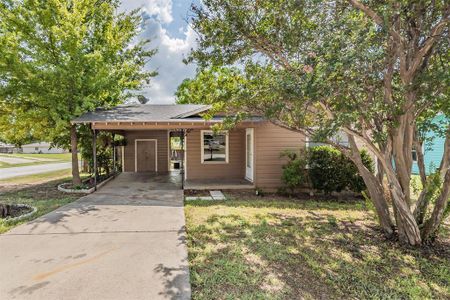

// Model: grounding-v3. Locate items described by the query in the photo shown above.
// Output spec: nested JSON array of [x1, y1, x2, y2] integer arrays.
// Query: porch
[[184, 178, 255, 190], [97, 171, 255, 191]]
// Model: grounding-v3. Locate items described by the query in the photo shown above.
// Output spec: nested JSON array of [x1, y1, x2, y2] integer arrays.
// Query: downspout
[[92, 128, 97, 191]]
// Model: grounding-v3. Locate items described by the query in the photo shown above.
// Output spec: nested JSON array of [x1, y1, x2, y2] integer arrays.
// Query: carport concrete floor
[[0, 172, 190, 300]]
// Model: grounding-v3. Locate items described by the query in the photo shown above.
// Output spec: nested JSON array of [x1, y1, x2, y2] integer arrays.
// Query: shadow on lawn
[[1, 177, 78, 200], [186, 205, 450, 300], [0, 178, 82, 233]]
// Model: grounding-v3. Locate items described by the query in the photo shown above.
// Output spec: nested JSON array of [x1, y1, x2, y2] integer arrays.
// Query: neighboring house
[[21, 142, 67, 154], [73, 104, 306, 190], [0, 142, 18, 154], [412, 114, 447, 175]]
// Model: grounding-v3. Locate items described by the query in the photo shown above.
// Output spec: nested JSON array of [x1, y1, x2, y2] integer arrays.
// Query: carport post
[[112, 133, 116, 173], [93, 129, 97, 191], [181, 129, 185, 189]]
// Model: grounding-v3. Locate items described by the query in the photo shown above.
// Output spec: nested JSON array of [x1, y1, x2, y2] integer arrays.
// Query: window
[[305, 133, 349, 148], [412, 149, 418, 162], [201, 130, 228, 163], [35, 147, 39, 151]]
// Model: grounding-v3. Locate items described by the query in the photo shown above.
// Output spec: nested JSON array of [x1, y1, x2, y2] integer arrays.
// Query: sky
[[119, 0, 201, 104]]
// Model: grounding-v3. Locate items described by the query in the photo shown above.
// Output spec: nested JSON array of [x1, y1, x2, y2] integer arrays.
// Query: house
[[72, 104, 306, 190], [21, 142, 67, 154], [412, 114, 447, 175], [0, 142, 18, 154]]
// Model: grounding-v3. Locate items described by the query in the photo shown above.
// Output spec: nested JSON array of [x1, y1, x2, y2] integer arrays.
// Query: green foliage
[[309, 146, 373, 194], [77, 125, 124, 175], [308, 146, 348, 194], [0, 0, 156, 147], [280, 149, 308, 194], [280, 146, 374, 195]]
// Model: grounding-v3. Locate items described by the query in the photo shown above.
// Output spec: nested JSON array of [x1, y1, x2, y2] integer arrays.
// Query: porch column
[[181, 129, 185, 189], [92, 129, 97, 191], [112, 133, 116, 173]]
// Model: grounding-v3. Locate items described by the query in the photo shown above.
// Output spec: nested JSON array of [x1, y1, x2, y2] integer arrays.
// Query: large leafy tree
[[0, 0, 156, 184], [179, 0, 449, 245]]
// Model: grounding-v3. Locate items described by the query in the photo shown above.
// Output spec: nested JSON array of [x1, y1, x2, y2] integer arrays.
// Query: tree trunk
[[413, 134, 428, 225], [376, 158, 384, 184], [70, 124, 82, 185], [439, 133, 449, 181], [347, 135, 394, 235], [384, 165, 422, 245], [414, 189, 430, 226], [421, 167, 450, 241], [391, 116, 413, 207]]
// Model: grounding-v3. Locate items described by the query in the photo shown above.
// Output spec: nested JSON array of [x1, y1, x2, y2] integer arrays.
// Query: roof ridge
[[172, 105, 212, 119]]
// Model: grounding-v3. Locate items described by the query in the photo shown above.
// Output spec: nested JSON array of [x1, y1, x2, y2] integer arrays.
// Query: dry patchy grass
[[185, 197, 450, 299], [0, 174, 83, 233]]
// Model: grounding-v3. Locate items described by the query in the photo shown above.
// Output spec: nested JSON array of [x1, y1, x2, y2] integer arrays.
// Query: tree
[[0, 0, 156, 184], [179, 0, 450, 245]]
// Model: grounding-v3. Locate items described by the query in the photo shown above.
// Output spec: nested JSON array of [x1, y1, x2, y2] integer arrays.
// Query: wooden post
[[181, 129, 185, 189], [93, 129, 97, 191], [112, 133, 116, 174]]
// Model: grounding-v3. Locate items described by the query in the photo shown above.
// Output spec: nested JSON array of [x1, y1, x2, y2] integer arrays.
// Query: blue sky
[[119, 0, 201, 104]]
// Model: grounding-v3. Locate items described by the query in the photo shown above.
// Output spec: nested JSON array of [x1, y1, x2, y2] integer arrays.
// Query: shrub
[[280, 146, 375, 195], [308, 146, 347, 194], [308, 146, 374, 194], [280, 149, 308, 194]]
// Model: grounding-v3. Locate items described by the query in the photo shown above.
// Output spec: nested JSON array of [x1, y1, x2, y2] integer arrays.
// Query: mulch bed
[[0, 204, 33, 218]]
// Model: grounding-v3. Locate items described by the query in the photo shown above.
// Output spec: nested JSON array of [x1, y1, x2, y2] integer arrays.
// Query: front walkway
[[0, 172, 190, 300]]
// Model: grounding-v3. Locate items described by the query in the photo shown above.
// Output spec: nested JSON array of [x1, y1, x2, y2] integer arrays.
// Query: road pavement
[[0, 162, 72, 180]]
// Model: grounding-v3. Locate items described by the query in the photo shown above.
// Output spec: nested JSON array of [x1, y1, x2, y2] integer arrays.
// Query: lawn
[[0, 171, 82, 233], [185, 195, 450, 299]]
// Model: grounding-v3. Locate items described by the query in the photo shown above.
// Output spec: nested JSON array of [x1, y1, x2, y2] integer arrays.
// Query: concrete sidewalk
[[0, 173, 190, 300]]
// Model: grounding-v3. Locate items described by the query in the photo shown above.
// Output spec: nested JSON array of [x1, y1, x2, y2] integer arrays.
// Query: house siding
[[185, 128, 246, 180], [254, 122, 306, 189], [411, 115, 447, 175], [122, 130, 169, 173]]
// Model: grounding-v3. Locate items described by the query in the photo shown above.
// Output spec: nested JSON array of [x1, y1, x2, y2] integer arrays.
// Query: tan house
[[72, 104, 305, 190]]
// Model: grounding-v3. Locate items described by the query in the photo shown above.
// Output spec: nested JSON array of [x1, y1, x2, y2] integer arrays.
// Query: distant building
[[21, 142, 67, 154], [0, 142, 18, 153]]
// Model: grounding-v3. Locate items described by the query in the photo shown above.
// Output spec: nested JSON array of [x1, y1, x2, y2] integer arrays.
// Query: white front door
[[245, 128, 254, 182]]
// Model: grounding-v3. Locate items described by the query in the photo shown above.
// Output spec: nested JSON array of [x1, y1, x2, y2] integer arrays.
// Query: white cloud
[[120, 1, 198, 104], [120, 0, 173, 24], [144, 0, 173, 24], [137, 17, 197, 104]]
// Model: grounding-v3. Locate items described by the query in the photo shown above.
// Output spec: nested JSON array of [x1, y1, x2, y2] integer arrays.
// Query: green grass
[[185, 197, 450, 299], [0, 174, 82, 233]]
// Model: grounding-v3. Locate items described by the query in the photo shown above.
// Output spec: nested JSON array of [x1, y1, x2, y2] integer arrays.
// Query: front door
[[245, 128, 254, 182], [135, 140, 157, 172]]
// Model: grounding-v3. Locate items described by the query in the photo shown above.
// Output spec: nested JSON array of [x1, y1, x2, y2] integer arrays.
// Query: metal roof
[[72, 104, 212, 124]]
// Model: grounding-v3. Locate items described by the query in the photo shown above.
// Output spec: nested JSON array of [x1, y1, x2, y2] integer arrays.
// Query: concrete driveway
[[0, 172, 190, 300]]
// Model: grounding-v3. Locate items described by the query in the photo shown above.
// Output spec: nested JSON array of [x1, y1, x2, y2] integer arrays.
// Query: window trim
[[200, 130, 229, 164]]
